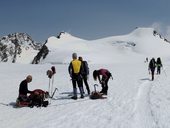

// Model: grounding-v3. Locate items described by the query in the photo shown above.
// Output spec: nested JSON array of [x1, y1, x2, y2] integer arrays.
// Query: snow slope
[[1, 27, 170, 128], [40, 28, 170, 65]]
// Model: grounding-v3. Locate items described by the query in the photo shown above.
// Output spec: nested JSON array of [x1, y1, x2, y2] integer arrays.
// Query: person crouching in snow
[[18, 75, 33, 103], [93, 69, 112, 95]]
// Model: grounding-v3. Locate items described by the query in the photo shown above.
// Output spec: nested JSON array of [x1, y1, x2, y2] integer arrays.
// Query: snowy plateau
[[1, 27, 170, 128]]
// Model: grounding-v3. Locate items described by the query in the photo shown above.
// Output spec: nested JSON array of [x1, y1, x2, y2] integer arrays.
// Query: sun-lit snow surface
[[1, 28, 170, 128], [42, 28, 170, 64]]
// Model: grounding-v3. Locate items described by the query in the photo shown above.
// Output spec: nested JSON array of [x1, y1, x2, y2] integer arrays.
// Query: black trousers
[[151, 68, 155, 80], [72, 74, 83, 88], [157, 66, 161, 74], [82, 75, 90, 94], [101, 73, 111, 94]]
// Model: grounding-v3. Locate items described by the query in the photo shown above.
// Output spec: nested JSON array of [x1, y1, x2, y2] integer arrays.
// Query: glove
[[99, 80, 105, 84]]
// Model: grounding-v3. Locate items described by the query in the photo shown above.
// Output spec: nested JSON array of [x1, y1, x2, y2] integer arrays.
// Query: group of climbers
[[16, 52, 112, 107], [68, 53, 112, 100], [148, 57, 163, 81], [16, 53, 165, 107]]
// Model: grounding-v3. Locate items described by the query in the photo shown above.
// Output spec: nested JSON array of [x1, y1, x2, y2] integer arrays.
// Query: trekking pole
[[46, 70, 53, 104], [48, 78, 51, 97], [47, 78, 52, 104], [94, 84, 98, 92], [51, 75, 54, 97], [163, 69, 167, 77], [51, 66, 56, 98], [51, 88, 58, 98], [148, 69, 150, 75]]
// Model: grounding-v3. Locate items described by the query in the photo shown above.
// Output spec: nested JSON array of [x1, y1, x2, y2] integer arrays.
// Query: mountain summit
[[0, 33, 41, 63], [34, 28, 170, 64], [1, 28, 170, 64]]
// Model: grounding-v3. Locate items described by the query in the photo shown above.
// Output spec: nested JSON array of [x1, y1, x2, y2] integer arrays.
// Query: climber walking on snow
[[148, 58, 156, 81], [156, 57, 163, 75]]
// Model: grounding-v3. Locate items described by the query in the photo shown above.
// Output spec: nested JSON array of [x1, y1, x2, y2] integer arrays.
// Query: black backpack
[[82, 61, 89, 75], [149, 59, 156, 69]]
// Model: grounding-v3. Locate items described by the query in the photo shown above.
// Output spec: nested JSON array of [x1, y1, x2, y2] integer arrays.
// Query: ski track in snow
[[132, 80, 158, 128], [1, 62, 170, 128], [132, 68, 169, 128]]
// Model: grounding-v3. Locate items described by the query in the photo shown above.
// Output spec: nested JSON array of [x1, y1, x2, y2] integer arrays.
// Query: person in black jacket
[[148, 58, 156, 81], [18, 75, 33, 102], [156, 57, 163, 74], [78, 56, 90, 95]]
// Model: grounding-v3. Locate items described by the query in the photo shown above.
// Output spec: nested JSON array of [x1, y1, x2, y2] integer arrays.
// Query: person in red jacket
[[93, 69, 112, 95]]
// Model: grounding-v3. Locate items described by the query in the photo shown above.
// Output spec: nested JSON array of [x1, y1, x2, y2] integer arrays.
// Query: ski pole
[[51, 88, 58, 98], [94, 84, 98, 92], [48, 78, 51, 97], [51, 66, 56, 98], [163, 69, 167, 77], [51, 75, 54, 97]]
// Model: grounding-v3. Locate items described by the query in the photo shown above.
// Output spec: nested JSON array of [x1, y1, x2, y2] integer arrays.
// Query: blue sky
[[0, 0, 170, 42]]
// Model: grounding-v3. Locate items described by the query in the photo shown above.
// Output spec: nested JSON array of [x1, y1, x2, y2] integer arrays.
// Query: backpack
[[156, 58, 162, 67], [149, 59, 156, 69], [71, 60, 82, 74], [29, 89, 49, 107], [82, 61, 89, 75], [16, 89, 49, 108]]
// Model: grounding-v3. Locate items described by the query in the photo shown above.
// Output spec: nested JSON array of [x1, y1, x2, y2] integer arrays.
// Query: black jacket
[[19, 80, 32, 96], [149, 58, 156, 70], [81, 61, 89, 76]]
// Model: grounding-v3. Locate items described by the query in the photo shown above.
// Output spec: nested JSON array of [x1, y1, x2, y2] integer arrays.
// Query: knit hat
[[72, 53, 77, 59]]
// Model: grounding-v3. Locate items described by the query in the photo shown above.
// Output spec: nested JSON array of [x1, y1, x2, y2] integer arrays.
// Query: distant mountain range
[[0, 33, 42, 63], [0, 28, 170, 64]]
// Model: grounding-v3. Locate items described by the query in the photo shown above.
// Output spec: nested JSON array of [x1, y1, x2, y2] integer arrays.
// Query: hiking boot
[[42, 101, 49, 107], [87, 91, 90, 95], [71, 96, 77, 100], [103, 92, 107, 95], [80, 95, 84, 99], [100, 90, 104, 94]]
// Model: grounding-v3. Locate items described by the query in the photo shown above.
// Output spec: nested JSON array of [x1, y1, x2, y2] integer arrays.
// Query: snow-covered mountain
[[1, 28, 170, 64], [2, 28, 170, 128], [0, 33, 41, 63], [33, 32, 89, 64], [36, 28, 170, 64]]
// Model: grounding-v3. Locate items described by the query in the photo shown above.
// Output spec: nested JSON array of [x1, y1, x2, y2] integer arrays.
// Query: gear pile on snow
[[89, 84, 107, 99], [16, 89, 49, 108], [90, 91, 103, 99]]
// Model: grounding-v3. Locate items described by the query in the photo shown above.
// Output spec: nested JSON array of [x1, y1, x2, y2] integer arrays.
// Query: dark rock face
[[32, 43, 49, 64], [0, 33, 41, 63]]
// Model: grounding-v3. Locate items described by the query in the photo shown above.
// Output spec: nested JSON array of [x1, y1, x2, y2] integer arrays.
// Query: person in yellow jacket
[[68, 53, 84, 100]]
